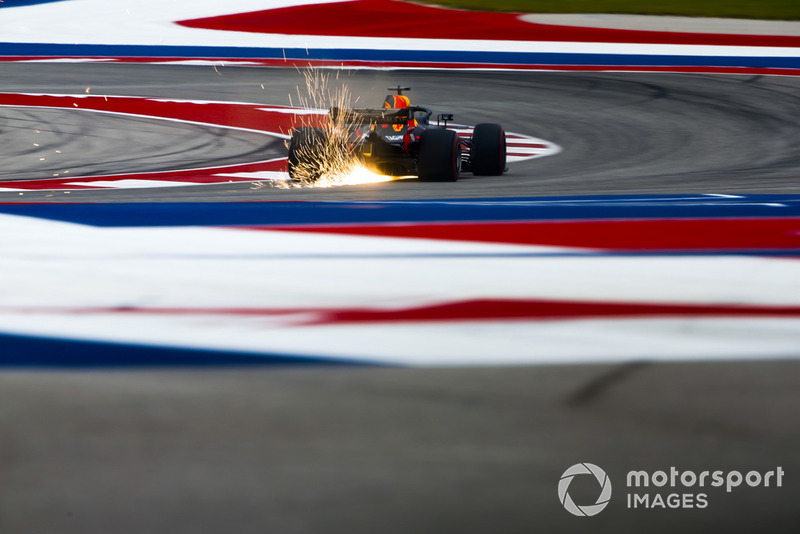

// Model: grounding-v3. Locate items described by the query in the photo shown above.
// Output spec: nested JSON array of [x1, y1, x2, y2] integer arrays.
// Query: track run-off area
[[1, 1, 800, 533]]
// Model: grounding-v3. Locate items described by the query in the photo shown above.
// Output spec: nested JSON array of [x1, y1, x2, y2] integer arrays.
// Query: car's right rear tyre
[[417, 128, 461, 182], [470, 123, 506, 176], [288, 126, 327, 181]]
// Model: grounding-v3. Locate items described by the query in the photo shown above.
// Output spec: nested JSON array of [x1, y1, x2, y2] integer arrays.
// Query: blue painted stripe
[[1, 43, 799, 70], [1, 195, 799, 227], [0, 331, 372, 368], [0, 0, 71, 8]]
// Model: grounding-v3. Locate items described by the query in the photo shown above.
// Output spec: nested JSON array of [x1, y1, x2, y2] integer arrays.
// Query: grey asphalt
[[0, 64, 799, 533], [2, 64, 800, 201], [0, 106, 282, 181]]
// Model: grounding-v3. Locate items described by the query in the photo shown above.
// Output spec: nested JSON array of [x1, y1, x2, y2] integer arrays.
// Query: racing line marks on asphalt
[[0, 93, 559, 191]]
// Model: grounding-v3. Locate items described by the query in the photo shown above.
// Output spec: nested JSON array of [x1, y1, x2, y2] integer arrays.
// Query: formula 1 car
[[288, 86, 506, 182]]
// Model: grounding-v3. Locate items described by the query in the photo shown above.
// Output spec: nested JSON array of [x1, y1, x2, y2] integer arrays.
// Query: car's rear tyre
[[470, 123, 506, 176], [288, 126, 327, 181], [417, 128, 461, 182]]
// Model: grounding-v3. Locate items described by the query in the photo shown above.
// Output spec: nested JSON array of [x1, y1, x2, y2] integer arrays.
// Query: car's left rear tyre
[[288, 126, 327, 182], [417, 128, 461, 182]]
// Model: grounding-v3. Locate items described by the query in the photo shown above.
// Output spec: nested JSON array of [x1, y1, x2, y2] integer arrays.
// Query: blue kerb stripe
[[0, 331, 373, 368], [1, 43, 799, 70], [1, 195, 799, 227]]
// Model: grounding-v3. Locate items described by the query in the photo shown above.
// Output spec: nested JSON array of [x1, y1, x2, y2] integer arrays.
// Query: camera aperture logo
[[558, 463, 612, 517]]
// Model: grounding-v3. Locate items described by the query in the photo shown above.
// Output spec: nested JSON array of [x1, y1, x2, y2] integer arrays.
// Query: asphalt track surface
[[2, 63, 800, 200], [1, 64, 799, 533], [0, 105, 283, 181]]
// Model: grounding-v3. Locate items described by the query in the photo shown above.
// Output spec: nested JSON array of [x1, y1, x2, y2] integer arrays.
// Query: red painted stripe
[[0, 93, 318, 135], [306, 299, 800, 326], [178, 0, 800, 48], [11, 299, 800, 326], [253, 218, 800, 251]]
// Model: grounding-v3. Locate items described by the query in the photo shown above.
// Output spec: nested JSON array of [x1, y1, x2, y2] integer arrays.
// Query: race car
[[287, 86, 506, 182]]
